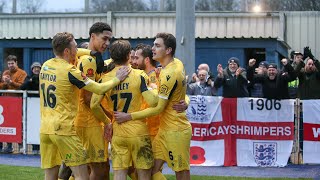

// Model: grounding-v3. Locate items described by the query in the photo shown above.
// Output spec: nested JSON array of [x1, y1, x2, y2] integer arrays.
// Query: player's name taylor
[[193, 125, 292, 137], [40, 73, 56, 82]]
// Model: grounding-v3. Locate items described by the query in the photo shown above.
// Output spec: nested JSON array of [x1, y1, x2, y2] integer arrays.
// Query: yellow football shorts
[[152, 127, 192, 171], [111, 135, 153, 170], [40, 134, 87, 169], [76, 126, 108, 163]]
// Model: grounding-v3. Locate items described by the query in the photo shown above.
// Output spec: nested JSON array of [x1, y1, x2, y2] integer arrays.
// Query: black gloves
[[303, 46, 315, 60], [90, 51, 104, 74]]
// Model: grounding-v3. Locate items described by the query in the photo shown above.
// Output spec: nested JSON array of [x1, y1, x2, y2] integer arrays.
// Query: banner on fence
[[26, 97, 40, 144], [0, 97, 23, 143], [302, 100, 320, 164], [187, 96, 294, 167]]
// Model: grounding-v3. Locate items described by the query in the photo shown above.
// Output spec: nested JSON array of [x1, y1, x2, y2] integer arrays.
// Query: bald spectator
[[187, 69, 216, 96], [215, 57, 249, 97], [294, 57, 320, 99], [190, 63, 214, 84], [0, 55, 27, 153], [247, 58, 296, 99]]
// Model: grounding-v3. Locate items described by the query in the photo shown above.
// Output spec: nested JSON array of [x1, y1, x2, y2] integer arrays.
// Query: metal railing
[[0, 90, 38, 154]]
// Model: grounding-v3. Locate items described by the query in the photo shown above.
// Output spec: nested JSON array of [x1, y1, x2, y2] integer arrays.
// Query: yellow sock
[[152, 171, 166, 180], [128, 172, 138, 180]]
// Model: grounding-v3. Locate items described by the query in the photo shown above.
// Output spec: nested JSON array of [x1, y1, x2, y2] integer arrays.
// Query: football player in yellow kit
[[74, 22, 113, 180], [39, 32, 129, 180], [114, 33, 192, 180], [90, 40, 158, 180], [133, 44, 190, 140], [132, 44, 160, 141]]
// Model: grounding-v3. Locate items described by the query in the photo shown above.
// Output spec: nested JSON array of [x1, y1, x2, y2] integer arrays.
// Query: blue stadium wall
[[0, 38, 288, 75]]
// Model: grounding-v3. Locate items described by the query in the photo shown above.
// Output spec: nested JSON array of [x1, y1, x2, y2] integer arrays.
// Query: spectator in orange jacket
[[0, 55, 27, 153], [0, 55, 27, 92]]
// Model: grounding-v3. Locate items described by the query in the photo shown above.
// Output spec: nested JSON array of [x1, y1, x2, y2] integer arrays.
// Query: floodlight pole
[[176, 0, 195, 78]]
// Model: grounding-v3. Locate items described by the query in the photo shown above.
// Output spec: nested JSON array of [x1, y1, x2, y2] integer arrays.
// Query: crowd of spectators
[[187, 46, 320, 101], [1, 46, 319, 154]]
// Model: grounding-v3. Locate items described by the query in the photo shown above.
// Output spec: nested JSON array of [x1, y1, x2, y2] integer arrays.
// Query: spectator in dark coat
[[20, 62, 41, 154], [287, 51, 304, 98], [249, 60, 269, 97], [20, 62, 41, 95], [214, 57, 249, 97], [247, 58, 296, 99], [294, 57, 320, 99]]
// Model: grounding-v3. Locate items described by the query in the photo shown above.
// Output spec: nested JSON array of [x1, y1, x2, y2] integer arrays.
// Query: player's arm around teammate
[[114, 33, 191, 180], [40, 32, 130, 180]]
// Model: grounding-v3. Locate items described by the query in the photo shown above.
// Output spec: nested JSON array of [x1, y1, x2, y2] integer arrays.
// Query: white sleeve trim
[[84, 78, 92, 85], [158, 95, 168, 100]]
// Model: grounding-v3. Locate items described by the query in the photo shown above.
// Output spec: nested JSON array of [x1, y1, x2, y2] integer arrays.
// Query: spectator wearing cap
[[247, 58, 296, 99], [214, 57, 249, 97], [248, 60, 269, 97], [20, 62, 41, 96], [20, 62, 41, 154]]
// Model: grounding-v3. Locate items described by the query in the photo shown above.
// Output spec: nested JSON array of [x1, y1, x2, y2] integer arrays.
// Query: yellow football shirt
[[74, 55, 102, 127], [131, 58, 191, 131], [40, 58, 91, 135], [145, 70, 160, 136], [101, 66, 156, 137]]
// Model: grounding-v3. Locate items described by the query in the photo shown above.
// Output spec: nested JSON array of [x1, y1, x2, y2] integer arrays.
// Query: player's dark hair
[[155, 32, 176, 56], [135, 44, 157, 67], [52, 32, 74, 56], [109, 40, 131, 65], [89, 22, 112, 37]]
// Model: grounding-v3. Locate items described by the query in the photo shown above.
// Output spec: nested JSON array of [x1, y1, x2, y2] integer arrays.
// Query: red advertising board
[[0, 97, 22, 143]]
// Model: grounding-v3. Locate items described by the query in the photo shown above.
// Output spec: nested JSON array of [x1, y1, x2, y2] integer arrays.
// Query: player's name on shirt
[[40, 72, 56, 82], [114, 82, 129, 91]]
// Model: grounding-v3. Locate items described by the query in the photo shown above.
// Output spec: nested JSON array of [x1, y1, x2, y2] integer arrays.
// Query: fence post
[[291, 98, 300, 164], [297, 99, 303, 164], [22, 91, 27, 154]]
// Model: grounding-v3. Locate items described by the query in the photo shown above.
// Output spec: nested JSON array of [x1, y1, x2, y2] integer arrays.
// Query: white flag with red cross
[[187, 96, 294, 167], [302, 100, 320, 164]]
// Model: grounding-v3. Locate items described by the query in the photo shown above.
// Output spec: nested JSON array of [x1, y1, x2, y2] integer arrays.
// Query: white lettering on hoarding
[[192, 125, 292, 137], [0, 105, 4, 125], [0, 127, 16, 135], [312, 128, 320, 138]]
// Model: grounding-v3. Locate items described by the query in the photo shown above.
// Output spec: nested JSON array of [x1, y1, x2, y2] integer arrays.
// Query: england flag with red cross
[[302, 100, 320, 164], [187, 96, 294, 167]]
